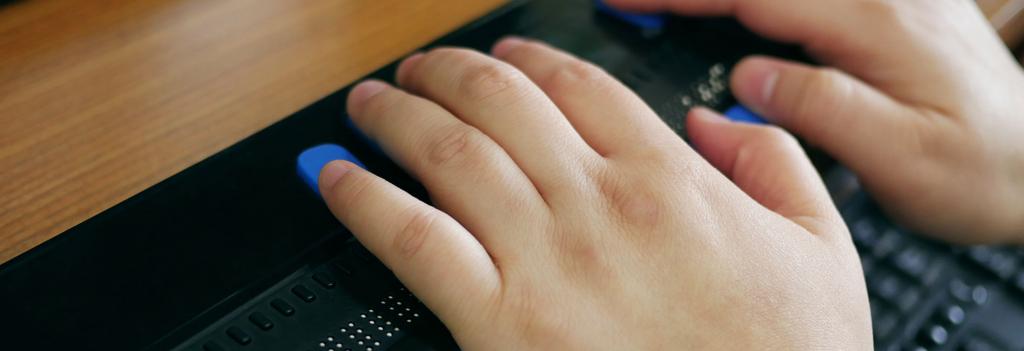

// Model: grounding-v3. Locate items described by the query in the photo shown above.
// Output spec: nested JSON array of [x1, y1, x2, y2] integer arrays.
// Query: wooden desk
[[0, 0, 505, 263], [1, 0, 1022, 264]]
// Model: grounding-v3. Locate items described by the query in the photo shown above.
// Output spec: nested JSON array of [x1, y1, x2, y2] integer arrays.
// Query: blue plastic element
[[724, 105, 769, 125], [297, 144, 365, 196], [594, 0, 665, 30]]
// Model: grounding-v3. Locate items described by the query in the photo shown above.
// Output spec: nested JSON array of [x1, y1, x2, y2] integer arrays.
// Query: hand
[[318, 38, 870, 349], [609, 0, 1024, 244]]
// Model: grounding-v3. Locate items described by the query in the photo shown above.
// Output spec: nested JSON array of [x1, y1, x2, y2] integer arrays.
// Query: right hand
[[607, 0, 1024, 244]]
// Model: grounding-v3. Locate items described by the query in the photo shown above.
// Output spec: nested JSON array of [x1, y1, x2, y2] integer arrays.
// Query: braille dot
[[386, 332, 393, 337], [336, 343, 343, 348], [369, 321, 375, 325], [320, 342, 326, 347], [360, 314, 366, 318], [348, 323, 355, 327], [349, 335, 356, 339], [340, 328, 347, 333], [327, 337, 334, 342]]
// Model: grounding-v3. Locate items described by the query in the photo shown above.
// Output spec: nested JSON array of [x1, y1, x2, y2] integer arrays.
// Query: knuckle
[[543, 60, 606, 94], [424, 124, 487, 168], [393, 207, 439, 259], [458, 62, 527, 102], [598, 173, 662, 228]]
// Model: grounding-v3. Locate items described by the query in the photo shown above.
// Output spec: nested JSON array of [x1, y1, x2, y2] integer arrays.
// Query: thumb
[[686, 107, 841, 232], [729, 56, 919, 173]]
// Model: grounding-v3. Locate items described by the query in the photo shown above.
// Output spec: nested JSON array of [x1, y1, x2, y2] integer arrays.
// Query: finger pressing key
[[318, 160, 500, 327]]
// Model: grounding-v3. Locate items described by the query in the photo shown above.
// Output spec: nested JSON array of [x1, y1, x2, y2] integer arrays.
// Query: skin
[[319, 39, 869, 349], [607, 0, 1024, 244], [314, 0, 1024, 348]]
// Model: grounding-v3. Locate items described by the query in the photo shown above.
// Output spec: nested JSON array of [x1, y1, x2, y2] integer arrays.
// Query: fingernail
[[760, 71, 779, 107], [689, 106, 729, 124], [319, 160, 356, 192], [491, 36, 526, 58], [349, 80, 388, 105], [396, 52, 425, 84]]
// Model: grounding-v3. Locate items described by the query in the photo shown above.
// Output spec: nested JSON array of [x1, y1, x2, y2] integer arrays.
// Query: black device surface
[[2, 0, 1022, 350]]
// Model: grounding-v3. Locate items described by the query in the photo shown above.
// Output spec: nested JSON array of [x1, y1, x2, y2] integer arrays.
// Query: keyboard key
[[724, 105, 769, 125], [892, 247, 930, 281], [593, 0, 666, 31], [918, 325, 949, 348], [291, 285, 317, 303], [895, 289, 921, 313], [970, 286, 989, 305], [313, 272, 336, 289], [851, 218, 880, 249], [966, 246, 1018, 280], [296, 144, 366, 196], [872, 229, 904, 260], [935, 304, 966, 327], [271, 298, 295, 316], [248, 312, 274, 330], [226, 326, 252, 345], [870, 273, 905, 302]]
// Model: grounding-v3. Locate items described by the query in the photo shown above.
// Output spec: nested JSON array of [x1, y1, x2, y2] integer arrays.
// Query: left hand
[[318, 37, 870, 350]]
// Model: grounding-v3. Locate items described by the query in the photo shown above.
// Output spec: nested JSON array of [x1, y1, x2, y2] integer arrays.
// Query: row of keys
[[962, 246, 1024, 298], [201, 271, 339, 350]]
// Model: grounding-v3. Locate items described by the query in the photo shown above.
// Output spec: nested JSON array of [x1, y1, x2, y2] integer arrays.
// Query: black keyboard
[[1, 0, 1021, 350]]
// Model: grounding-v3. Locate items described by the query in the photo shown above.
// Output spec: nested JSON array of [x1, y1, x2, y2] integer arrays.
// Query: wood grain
[[0, 0, 505, 263], [1, 0, 1022, 264]]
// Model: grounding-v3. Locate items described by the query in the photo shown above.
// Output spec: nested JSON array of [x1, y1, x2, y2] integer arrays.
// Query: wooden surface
[[0, 0, 505, 264], [1, 0, 1023, 265]]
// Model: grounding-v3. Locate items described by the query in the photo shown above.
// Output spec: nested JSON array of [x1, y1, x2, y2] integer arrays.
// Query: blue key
[[594, 0, 665, 31], [297, 144, 365, 196], [724, 105, 769, 125]]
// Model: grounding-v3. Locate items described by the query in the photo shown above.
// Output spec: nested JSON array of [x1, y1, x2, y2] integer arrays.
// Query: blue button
[[297, 144, 365, 196], [594, 0, 665, 30], [724, 105, 769, 124]]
